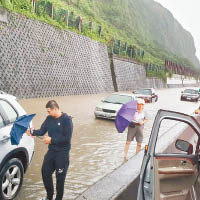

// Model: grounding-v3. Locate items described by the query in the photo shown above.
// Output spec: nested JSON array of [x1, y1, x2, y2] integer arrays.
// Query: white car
[[94, 93, 137, 119], [0, 92, 34, 200]]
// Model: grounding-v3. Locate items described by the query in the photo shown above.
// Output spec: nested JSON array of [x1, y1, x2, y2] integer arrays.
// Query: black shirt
[[32, 113, 73, 152]]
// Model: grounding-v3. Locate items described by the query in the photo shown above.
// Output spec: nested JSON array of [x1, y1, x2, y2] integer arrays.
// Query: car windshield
[[104, 94, 132, 104], [184, 89, 198, 94], [135, 89, 152, 95]]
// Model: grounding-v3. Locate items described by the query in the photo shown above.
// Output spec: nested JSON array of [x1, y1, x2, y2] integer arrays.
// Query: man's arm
[[31, 119, 48, 136]]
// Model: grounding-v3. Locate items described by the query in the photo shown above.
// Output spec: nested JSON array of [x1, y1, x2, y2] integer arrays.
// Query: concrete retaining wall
[[0, 9, 114, 98], [1, 9, 198, 99], [113, 57, 167, 91]]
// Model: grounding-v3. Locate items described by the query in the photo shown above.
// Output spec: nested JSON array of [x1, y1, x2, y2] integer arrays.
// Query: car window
[[184, 89, 198, 94], [155, 119, 197, 155], [135, 89, 152, 95], [0, 100, 18, 123], [104, 94, 132, 104], [0, 114, 5, 129]]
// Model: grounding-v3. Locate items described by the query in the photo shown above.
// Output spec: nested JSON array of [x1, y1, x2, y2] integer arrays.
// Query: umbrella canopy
[[115, 100, 137, 133], [10, 114, 36, 145]]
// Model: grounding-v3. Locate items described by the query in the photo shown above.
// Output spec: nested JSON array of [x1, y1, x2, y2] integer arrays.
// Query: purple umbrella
[[115, 100, 137, 133]]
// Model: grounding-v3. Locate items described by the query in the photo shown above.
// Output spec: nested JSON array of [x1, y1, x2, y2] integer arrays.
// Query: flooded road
[[16, 88, 199, 200]]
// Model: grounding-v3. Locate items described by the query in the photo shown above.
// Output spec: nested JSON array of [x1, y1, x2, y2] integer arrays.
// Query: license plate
[[187, 97, 191, 100], [104, 113, 111, 118]]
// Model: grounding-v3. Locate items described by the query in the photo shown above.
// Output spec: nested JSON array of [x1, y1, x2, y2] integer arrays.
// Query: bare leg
[[136, 143, 141, 153], [124, 141, 131, 161]]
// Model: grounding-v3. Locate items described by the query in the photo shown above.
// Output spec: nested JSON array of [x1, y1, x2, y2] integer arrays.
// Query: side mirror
[[175, 139, 193, 154], [181, 91, 183, 93], [133, 90, 136, 94], [152, 93, 155, 95]]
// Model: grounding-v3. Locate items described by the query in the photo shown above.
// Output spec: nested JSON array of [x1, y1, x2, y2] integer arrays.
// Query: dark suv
[[0, 92, 34, 200], [180, 88, 199, 102], [133, 88, 158, 103]]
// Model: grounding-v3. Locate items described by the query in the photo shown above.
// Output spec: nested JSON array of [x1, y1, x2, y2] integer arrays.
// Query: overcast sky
[[154, 0, 200, 62]]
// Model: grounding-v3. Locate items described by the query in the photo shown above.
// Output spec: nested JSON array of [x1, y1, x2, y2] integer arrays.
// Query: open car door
[[137, 110, 200, 200]]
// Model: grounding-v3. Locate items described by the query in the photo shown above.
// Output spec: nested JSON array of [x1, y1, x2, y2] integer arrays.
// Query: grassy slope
[[1, 0, 199, 69]]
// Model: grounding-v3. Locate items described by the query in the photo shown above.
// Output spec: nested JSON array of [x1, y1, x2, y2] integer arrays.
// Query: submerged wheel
[[0, 158, 24, 200]]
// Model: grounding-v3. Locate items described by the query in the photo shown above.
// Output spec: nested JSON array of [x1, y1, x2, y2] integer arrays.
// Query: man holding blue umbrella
[[26, 100, 73, 200], [124, 99, 147, 161]]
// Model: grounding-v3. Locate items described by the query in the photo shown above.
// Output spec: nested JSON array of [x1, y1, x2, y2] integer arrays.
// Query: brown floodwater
[[16, 88, 199, 200]]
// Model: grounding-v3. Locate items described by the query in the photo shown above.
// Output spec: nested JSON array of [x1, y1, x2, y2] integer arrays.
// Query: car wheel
[[0, 158, 24, 200]]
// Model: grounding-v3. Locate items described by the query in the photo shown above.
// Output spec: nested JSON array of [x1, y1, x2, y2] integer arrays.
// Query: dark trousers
[[42, 150, 69, 200]]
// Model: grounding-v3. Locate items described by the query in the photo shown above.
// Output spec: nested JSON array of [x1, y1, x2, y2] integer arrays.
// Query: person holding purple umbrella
[[124, 99, 148, 161]]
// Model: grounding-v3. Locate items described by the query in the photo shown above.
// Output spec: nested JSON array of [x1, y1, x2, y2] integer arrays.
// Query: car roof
[[111, 92, 136, 97], [136, 88, 154, 90], [184, 88, 198, 89], [183, 88, 198, 91], [0, 91, 17, 100]]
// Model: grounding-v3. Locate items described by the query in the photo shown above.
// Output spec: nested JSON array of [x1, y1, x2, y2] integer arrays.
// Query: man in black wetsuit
[[27, 100, 73, 200]]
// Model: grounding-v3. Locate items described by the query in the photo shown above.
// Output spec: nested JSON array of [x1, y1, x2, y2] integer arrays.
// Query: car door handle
[[0, 136, 10, 143]]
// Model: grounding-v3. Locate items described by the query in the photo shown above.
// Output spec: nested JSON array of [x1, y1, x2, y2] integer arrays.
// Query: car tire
[[0, 158, 24, 200]]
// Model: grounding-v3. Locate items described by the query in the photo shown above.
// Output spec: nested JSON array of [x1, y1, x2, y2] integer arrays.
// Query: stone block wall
[[113, 58, 167, 91], [0, 9, 114, 98]]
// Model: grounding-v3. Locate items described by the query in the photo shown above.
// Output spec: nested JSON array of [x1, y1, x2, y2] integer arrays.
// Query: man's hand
[[43, 136, 51, 144], [26, 129, 31, 136], [138, 121, 144, 125]]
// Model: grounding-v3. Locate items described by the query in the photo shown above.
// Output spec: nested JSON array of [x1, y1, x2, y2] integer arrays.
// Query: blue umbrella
[[115, 100, 137, 133], [10, 114, 36, 145]]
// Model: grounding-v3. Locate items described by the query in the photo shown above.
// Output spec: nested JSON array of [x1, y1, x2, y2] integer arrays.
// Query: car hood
[[96, 102, 123, 111]]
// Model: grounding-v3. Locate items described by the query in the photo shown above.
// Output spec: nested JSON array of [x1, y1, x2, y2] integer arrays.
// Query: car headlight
[[95, 107, 102, 111]]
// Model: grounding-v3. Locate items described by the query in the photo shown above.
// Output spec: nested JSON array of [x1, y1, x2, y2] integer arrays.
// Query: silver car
[[0, 92, 34, 200], [94, 93, 137, 119]]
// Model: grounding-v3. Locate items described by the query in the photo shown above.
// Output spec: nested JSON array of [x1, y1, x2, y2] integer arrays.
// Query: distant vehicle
[[0, 92, 34, 200], [180, 88, 199, 102], [137, 110, 200, 200], [94, 93, 137, 120], [133, 88, 158, 103]]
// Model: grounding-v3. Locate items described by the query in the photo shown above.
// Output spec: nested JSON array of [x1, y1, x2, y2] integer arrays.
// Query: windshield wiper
[[113, 102, 123, 104], [103, 100, 112, 103]]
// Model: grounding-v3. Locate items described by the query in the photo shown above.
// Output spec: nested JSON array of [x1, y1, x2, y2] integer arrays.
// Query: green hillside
[[1, 0, 199, 70]]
